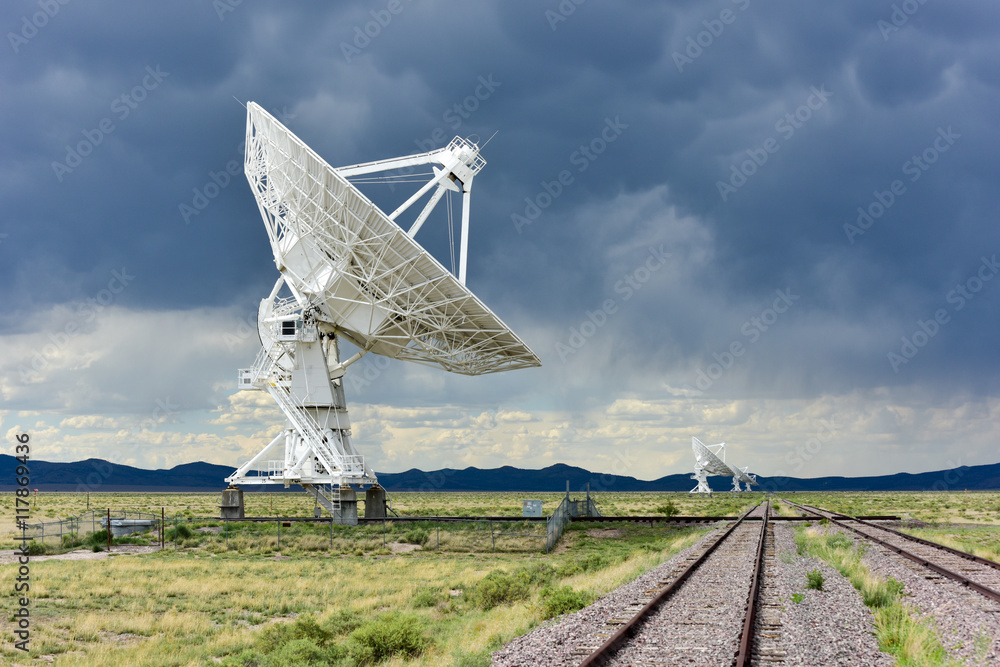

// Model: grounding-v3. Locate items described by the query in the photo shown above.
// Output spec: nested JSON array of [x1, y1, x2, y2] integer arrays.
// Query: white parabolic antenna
[[689, 437, 758, 494], [226, 103, 540, 518]]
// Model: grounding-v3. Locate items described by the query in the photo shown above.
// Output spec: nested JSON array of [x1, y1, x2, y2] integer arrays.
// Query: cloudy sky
[[2, 1, 998, 484]]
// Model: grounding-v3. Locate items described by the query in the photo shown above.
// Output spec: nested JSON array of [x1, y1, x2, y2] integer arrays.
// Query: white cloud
[[0, 303, 259, 414]]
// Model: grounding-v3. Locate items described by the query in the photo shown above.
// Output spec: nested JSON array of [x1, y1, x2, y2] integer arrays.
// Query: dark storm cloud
[[2, 0, 999, 406]]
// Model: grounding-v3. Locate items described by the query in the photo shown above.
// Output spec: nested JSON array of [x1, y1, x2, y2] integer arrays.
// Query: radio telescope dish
[[690, 437, 730, 494], [730, 464, 758, 493], [689, 437, 759, 494], [225, 103, 540, 521]]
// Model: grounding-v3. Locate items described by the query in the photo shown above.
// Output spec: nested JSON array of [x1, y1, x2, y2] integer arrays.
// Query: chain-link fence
[[22, 509, 160, 549], [21, 497, 602, 555], [20, 512, 551, 555], [545, 495, 602, 552]]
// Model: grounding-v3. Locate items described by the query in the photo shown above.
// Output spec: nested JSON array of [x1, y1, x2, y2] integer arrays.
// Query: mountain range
[[1, 455, 997, 493]]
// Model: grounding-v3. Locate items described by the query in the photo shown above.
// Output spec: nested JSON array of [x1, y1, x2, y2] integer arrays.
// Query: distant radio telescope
[[689, 437, 758, 495]]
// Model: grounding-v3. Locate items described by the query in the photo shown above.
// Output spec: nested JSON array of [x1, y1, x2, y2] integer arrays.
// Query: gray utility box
[[522, 499, 543, 517]]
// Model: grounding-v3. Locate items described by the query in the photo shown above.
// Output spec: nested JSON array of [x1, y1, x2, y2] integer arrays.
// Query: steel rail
[[783, 500, 1000, 604], [736, 499, 770, 666], [812, 508, 1000, 572], [577, 502, 765, 667]]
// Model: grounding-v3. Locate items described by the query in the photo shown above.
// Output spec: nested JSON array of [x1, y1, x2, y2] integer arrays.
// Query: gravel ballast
[[757, 523, 893, 666], [848, 526, 1000, 665], [493, 507, 896, 666]]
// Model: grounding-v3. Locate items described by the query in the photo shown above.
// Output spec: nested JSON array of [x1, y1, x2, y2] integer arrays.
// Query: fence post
[[436, 519, 439, 550], [160, 508, 164, 549], [174, 517, 178, 549], [107, 508, 111, 552], [490, 519, 495, 553], [277, 518, 280, 550], [382, 518, 386, 548], [330, 513, 334, 551], [225, 520, 229, 549]]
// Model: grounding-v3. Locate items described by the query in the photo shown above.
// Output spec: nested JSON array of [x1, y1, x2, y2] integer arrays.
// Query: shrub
[[27, 541, 49, 556], [472, 570, 531, 610], [805, 568, 825, 591], [349, 613, 429, 663], [825, 533, 852, 550], [863, 577, 904, 609], [540, 586, 592, 619], [256, 615, 332, 652], [61, 535, 84, 549], [91, 545, 103, 553], [220, 649, 264, 667], [264, 638, 345, 667], [654, 500, 680, 518], [165, 524, 194, 541], [411, 588, 440, 608], [87, 529, 110, 546], [515, 563, 556, 586], [325, 609, 363, 637], [401, 528, 429, 546]]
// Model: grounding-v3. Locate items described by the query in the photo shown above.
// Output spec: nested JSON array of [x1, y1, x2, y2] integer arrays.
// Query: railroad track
[[573, 500, 770, 666], [782, 499, 1000, 604]]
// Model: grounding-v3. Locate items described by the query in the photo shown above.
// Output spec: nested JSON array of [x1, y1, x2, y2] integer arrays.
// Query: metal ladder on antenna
[[302, 484, 341, 515], [250, 346, 347, 476], [263, 380, 346, 475]]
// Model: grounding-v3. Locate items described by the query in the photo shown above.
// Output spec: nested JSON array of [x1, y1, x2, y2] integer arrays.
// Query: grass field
[[778, 491, 1000, 524], [2, 490, 998, 666]]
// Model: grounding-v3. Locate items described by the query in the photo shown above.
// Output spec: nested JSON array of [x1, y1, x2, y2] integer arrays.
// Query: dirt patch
[[387, 541, 421, 553], [0, 545, 160, 564], [551, 531, 577, 554], [586, 528, 625, 539]]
